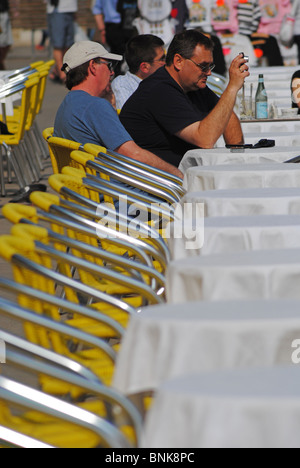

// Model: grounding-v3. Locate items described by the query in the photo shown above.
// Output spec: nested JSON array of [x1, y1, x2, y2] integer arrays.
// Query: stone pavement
[[0, 45, 68, 335]]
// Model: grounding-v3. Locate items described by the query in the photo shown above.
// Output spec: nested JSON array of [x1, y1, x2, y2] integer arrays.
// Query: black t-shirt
[[120, 66, 219, 167]]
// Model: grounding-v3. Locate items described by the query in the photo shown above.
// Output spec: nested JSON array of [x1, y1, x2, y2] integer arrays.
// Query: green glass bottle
[[255, 74, 268, 119]]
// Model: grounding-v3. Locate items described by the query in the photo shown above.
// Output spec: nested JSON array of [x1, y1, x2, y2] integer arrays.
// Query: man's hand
[[227, 54, 250, 93]]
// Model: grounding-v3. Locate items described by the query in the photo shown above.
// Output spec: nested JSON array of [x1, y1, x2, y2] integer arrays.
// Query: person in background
[[0, 0, 18, 70], [292, 0, 300, 64], [92, 0, 123, 56], [117, 0, 138, 43], [291, 70, 300, 113], [120, 30, 247, 168], [55, 40, 183, 179], [171, 0, 189, 33], [47, 0, 78, 83], [237, 0, 284, 66], [36, 29, 49, 51], [112, 34, 165, 110]]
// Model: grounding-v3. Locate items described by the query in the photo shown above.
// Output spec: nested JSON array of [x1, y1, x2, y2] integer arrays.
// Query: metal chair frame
[[0, 376, 130, 448]]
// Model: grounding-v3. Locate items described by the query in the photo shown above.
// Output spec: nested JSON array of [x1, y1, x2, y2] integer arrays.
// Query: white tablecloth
[[166, 248, 300, 303], [179, 146, 300, 172], [113, 300, 300, 397], [168, 215, 300, 260], [217, 132, 300, 148], [181, 187, 300, 218], [241, 120, 300, 134], [183, 163, 300, 192], [141, 366, 300, 448]]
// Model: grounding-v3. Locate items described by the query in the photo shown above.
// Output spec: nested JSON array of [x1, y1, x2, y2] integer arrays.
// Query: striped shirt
[[112, 71, 142, 110], [237, 0, 262, 35]]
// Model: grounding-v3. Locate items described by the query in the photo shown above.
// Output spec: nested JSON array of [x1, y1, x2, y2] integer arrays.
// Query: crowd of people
[[24, 0, 300, 82]]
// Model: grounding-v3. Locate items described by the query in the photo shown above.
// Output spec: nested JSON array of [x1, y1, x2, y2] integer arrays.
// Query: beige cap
[[62, 41, 123, 73]]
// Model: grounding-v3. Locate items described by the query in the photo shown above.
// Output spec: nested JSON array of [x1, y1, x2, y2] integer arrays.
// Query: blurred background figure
[[92, 0, 125, 75], [35, 29, 49, 50], [292, 0, 300, 64], [133, 0, 175, 47], [47, 0, 78, 84], [92, 0, 123, 55], [117, 0, 138, 43], [0, 0, 19, 70]]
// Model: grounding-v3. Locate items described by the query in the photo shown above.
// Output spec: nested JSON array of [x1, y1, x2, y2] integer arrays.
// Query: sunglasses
[[94, 59, 115, 73], [186, 58, 215, 74]]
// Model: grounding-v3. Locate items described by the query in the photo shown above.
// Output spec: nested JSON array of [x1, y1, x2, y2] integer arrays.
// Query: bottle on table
[[255, 74, 268, 119]]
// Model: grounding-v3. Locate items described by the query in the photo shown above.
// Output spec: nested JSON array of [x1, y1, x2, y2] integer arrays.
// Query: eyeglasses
[[94, 59, 115, 73], [186, 58, 215, 74], [152, 55, 166, 63]]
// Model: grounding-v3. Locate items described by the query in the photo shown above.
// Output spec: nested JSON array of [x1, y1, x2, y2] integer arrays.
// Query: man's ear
[[89, 59, 98, 76], [173, 53, 184, 71], [139, 61, 151, 75]]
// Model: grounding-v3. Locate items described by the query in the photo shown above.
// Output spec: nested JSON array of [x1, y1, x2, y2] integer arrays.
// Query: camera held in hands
[[240, 52, 249, 63]]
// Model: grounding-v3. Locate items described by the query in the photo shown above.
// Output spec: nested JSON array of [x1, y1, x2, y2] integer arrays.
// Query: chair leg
[[11, 146, 29, 188], [0, 145, 6, 197], [29, 125, 46, 170], [18, 142, 39, 184], [22, 134, 41, 182], [32, 121, 49, 161]]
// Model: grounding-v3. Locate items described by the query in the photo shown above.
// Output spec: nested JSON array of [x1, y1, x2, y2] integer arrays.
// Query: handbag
[[279, 0, 300, 48]]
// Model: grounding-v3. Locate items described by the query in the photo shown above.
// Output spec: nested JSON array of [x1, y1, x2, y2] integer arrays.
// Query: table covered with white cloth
[[141, 366, 300, 448], [217, 132, 300, 148], [166, 248, 300, 303], [241, 119, 300, 134], [183, 163, 300, 192], [168, 215, 300, 260], [180, 187, 300, 218], [179, 146, 300, 172], [113, 300, 300, 397]]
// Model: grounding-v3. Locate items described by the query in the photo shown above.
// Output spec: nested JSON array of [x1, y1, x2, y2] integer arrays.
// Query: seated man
[[112, 34, 166, 109], [54, 40, 182, 179], [120, 30, 249, 167]]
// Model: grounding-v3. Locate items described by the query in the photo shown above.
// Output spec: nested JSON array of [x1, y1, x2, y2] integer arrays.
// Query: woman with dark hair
[[291, 70, 300, 114]]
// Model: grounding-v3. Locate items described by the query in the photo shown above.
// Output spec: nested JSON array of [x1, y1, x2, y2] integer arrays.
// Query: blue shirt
[[54, 90, 132, 150], [92, 0, 121, 23]]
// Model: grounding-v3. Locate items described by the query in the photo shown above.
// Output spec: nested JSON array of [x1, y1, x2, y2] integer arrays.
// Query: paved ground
[[0, 45, 68, 336]]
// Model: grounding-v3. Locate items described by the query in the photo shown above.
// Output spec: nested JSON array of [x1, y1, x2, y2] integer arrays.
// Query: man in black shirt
[[120, 30, 249, 167]]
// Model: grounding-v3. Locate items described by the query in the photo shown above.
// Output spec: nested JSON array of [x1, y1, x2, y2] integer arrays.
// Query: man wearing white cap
[[54, 41, 183, 178]]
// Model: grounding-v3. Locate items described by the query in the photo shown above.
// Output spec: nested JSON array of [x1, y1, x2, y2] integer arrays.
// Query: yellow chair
[[0, 232, 123, 386], [44, 174, 171, 269], [0, 376, 132, 448], [42, 127, 83, 174], [2, 202, 166, 297], [2, 201, 165, 313], [0, 76, 40, 195], [84, 142, 184, 189], [0, 323, 142, 447], [71, 149, 182, 205]]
